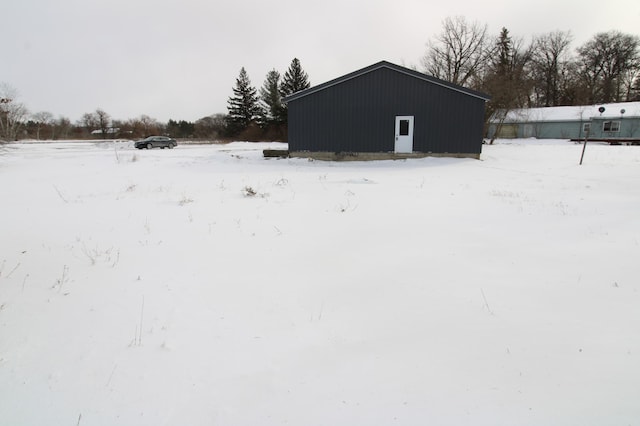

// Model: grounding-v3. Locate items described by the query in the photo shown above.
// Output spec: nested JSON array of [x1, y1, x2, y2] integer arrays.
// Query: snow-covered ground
[[0, 139, 638, 425]]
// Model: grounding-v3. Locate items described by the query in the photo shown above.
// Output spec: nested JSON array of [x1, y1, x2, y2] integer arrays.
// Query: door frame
[[394, 116, 414, 153]]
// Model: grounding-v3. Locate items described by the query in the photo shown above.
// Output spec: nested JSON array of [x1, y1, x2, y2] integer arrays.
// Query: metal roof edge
[[283, 60, 491, 103], [499, 118, 584, 124], [495, 114, 640, 124], [490, 102, 640, 123]]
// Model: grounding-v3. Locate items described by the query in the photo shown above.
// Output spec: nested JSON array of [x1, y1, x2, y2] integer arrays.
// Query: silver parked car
[[135, 136, 177, 149]]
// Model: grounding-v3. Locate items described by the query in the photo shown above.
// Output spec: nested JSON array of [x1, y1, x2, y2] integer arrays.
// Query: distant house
[[488, 102, 640, 141], [283, 61, 490, 160], [91, 128, 120, 137]]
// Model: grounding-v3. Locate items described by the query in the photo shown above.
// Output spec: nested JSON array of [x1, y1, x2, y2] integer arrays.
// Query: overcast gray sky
[[4, 0, 640, 123]]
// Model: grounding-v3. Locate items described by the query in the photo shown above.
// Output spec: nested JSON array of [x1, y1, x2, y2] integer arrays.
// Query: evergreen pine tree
[[226, 67, 262, 136], [280, 58, 311, 96], [259, 69, 283, 125], [279, 58, 311, 124], [482, 27, 533, 143], [494, 28, 513, 77]]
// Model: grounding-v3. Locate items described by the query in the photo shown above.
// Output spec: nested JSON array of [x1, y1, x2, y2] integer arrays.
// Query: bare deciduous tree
[[620, 67, 640, 101], [138, 114, 159, 137], [54, 116, 72, 140], [120, 115, 161, 138], [32, 111, 54, 140], [194, 114, 226, 139], [80, 112, 97, 136], [0, 83, 29, 141], [95, 109, 111, 139], [530, 31, 573, 106], [78, 108, 113, 138], [421, 16, 491, 87], [576, 31, 640, 103]]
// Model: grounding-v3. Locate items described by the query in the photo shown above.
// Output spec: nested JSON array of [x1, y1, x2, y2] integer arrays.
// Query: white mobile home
[[488, 102, 640, 142]]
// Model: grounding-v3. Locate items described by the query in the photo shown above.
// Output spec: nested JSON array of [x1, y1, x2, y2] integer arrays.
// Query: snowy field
[[0, 139, 639, 425]]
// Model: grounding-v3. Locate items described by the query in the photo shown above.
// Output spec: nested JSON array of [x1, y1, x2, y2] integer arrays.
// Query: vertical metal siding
[[288, 67, 485, 154]]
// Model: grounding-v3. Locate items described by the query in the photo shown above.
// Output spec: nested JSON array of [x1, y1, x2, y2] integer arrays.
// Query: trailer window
[[603, 121, 620, 132]]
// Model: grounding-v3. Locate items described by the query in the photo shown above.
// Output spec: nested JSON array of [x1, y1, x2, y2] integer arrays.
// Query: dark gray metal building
[[284, 61, 490, 160]]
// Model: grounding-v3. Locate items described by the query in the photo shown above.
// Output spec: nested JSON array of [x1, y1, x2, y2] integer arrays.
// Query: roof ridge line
[[283, 60, 490, 103]]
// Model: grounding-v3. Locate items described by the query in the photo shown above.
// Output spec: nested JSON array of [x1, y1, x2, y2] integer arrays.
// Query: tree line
[[2, 21, 638, 142], [421, 16, 640, 129], [0, 58, 310, 142], [0, 86, 229, 142]]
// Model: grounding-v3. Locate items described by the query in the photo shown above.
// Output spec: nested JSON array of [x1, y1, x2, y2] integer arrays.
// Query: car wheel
[[169, 143, 175, 149], [146, 143, 153, 149]]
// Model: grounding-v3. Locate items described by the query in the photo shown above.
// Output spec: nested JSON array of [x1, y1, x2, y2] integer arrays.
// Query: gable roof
[[494, 102, 640, 123], [283, 60, 491, 103]]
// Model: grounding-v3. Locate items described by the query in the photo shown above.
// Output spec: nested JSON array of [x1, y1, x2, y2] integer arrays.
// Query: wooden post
[[579, 138, 587, 165]]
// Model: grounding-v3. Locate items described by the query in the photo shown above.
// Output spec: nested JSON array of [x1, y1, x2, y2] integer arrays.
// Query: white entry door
[[394, 116, 414, 153]]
